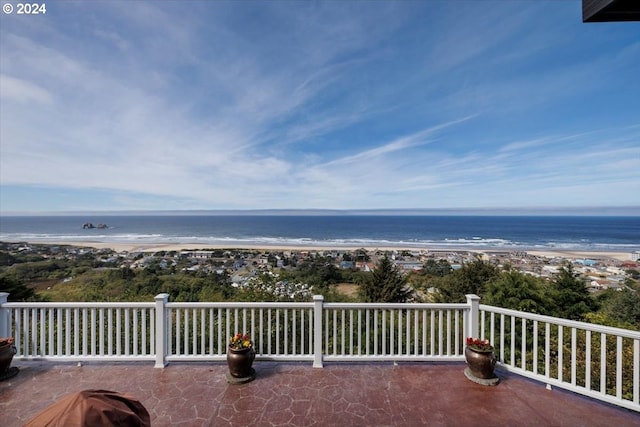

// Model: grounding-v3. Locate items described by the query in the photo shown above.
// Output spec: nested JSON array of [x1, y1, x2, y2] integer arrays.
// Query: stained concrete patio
[[1, 361, 639, 426]]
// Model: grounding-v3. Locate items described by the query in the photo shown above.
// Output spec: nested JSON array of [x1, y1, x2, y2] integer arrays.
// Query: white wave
[[1, 232, 636, 252]]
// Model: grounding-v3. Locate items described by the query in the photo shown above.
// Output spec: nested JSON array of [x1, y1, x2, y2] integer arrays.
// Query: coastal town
[[2, 241, 638, 295]]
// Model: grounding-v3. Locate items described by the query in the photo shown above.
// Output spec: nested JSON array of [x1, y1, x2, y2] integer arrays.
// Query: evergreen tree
[[432, 259, 500, 303], [550, 264, 595, 321], [359, 256, 411, 303], [422, 259, 452, 277], [484, 269, 550, 313], [292, 256, 342, 293], [592, 289, 640, 330], [0, 275, 38, 301]]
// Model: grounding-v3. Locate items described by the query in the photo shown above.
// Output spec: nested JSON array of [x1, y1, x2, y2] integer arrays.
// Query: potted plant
[[226, 333, 255, 383], [0, 337, 18, 381], [464, 337, 499, 385]]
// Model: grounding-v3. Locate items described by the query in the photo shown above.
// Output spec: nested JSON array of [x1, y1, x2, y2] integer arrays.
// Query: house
[[339, 261, 355, 269]]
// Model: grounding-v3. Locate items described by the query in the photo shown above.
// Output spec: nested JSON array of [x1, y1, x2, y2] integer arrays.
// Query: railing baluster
[[422, 310, 427, 356], [340, 309, 345, 356], [373, 309, 378, 356], [82, 308, 88, 356], [23, 309, 30, 356], [291, 308, 298, 356], [366, 308, 371, 356], [349, 309, 354, 356], [191, 308, 197, 356], [438, 310, 443, 356], [65, 308, 71, 356], [558, 325, 563, 382], [521, 318, 527, 370], [14, 309, 21, 355], [308, 307, 313, 356], [90, 309, 95, 356], [31, 308, 37, 356], [490, 312, 495, 351], [99, 309, 104, 356], [510, 315, 516, 367], [446, 310, 451, 356], [208, 308, 214, 356], [136, 308, 141, 357], [226, 308, 231, 353], [454, 310, 459, 356], [108, 308, 114, 356], [184, 308, 190, 355], [39, 308, 46, 357], [406, 309, 411, 355], [332, 309, 337, 356], [116, 308, 122, 356], [601, 333, 606, 395], [533, 320, 538, 375], [415, 310, 419, 356], [143, 307, 148, 356], [545, 322, 550, 377], [218, 308, 224, 355], [500, 314, 505, 363], [267, 309, 272, 354], [430, 310, 435, 355], [125, 308, 131, 356], [284, 309, 289, 355], [276, 308, 281, 355], [234, 308, 238, 335], [358, 309, 362, 356], [398, 309, 402, 355], [243, 308, 247, 337], [634, 339, 639, 405], [585, 330, 591, 391], [616, 336, 623, 400], [571, 327, 577, 386]]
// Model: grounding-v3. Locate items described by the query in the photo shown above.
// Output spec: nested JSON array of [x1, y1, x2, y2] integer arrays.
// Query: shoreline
[[6, 240, 635, 262]]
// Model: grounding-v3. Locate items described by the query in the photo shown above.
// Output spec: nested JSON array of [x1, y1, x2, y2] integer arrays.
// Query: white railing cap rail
[[324, 302, 470, 310], [2, 302, 156, 309], [481, 304, 640, 340], [165, 301, 314, 309]]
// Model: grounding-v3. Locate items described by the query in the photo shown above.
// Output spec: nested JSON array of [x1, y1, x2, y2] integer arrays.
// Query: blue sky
[[1, 0, 639, 213]]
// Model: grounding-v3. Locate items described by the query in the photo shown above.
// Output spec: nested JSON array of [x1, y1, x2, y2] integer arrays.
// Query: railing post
[[313, 295, 324, 368], [0, 292, 8, 337], [466, 294, 480, 339], [154, 293, 169, 368]]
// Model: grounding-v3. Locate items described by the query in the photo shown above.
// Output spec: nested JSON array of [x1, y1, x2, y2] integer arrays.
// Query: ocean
[[0, 215, 639, 252]]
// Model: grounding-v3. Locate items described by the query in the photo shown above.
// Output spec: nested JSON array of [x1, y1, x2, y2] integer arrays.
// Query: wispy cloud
[[1, 1, 638, 212], [326, 116, 477, 166], [0, 74, 53, 105]]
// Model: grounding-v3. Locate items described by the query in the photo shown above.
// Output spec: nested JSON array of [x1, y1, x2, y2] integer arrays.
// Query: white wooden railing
[[0, 299, 156, 362], [1, 292, 638, 412], [479, 304, 640, 413], [320, 302, 469, 362], [155, 295, 473, 366], [0, 293, 476, 368]]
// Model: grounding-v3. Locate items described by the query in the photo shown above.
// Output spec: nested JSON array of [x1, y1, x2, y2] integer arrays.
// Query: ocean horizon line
[[1, 206, 640, 217]]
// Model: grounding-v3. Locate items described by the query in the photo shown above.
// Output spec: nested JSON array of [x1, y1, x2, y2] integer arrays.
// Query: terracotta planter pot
[[226, 346, 255, 379], [464, 345, 496, 379]]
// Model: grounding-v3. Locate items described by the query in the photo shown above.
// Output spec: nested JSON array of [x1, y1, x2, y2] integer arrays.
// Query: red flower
[[466, 336, 492, 351]]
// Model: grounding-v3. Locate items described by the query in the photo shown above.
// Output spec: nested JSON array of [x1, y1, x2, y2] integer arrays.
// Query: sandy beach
[[21, 240, 635, 262]]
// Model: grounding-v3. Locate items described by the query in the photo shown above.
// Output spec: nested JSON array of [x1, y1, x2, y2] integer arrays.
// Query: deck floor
[[1, 361, 639, 426]]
